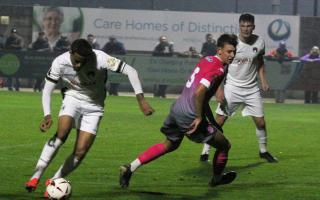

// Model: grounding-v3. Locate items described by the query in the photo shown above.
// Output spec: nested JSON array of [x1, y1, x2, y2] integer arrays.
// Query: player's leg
[[200, 114, 228, 162], [252, 116, 277, 163], [25, 116, 73, 192], [120, 138, 182, 188], [242, 89, 277, 163], [53, 129, 96, 178], [206, 130, 236, 187], [52, 109, 102, 178]]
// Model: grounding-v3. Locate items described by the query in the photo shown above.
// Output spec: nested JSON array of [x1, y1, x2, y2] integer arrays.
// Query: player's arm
[[40, 59, 60, 132], [257, 54, 269, 92], [204, 102, 223, 133], [103, 53, 154, 115], [120, 63, 155, 116], [40, 80, 56, 132], [187, 84, 207, 135], [215, 82, 225, 104], [215, 65, 228, 104]]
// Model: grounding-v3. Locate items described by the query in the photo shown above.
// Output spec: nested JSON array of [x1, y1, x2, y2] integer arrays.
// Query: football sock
[[130, 159, 141, 172], [256, 128, 267, 153], [31, 136, 63, 179], [138, 143, 167, 165], [201, 143, 211, 155], [52, 154, 80, 179], [213, 150, 228, 176]]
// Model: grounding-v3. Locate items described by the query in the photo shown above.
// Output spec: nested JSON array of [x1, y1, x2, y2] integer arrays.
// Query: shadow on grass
[[230, 161, 265, 172], [68, 190, 214, 200], [179, 161, 264, 178]]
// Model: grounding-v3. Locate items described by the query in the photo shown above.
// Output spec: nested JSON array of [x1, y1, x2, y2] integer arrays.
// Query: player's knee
[[254, 118, 266, 129], [165, 140, 181, 152], [256, 122, 266, 130], [216, 138, 231, 152], [220, 138, 231, 152], [227, 140, 231, 151]]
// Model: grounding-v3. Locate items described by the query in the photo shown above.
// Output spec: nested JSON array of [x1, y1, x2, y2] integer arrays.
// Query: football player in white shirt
[[25, 39, 155, 197], [200, 13, 277, 163]]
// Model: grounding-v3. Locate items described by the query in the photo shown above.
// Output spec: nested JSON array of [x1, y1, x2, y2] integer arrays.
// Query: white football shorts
[[215, 84, 264, 117], [59, 95, 104, 135]]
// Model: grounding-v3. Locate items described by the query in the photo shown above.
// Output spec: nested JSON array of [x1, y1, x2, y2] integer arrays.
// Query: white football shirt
[[226, 35, 265, 88], [46, 49, 125, 106]]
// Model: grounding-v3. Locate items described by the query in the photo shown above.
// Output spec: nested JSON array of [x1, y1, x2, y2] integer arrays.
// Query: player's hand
[[186, 117, 202, 135], [139, 99, 155, 116], [136, 94, 155, 116], [39, 115, 53, 132], [261, 82, 270, 92], [139, 100, 155, 116]]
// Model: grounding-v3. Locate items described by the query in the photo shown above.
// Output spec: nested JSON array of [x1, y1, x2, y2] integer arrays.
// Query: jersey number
[[186, 67, 200, 88]]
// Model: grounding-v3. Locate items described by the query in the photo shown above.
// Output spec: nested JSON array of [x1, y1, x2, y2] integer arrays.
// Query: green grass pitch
[[0, 91, 319, 200]]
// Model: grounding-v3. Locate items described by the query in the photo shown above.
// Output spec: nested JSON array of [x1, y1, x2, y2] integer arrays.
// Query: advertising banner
[[0, 51, 308, 90], [32, 6, 300, 55]]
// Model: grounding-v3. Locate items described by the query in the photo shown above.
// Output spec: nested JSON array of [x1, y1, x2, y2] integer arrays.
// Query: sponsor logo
[[268, 19, 291, 41], [107, 57, 117, 67], [0, 53, 20, 76], [205, 57, 213, 62]]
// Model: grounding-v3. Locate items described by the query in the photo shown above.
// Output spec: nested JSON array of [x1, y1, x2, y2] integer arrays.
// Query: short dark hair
[[239, 13, 255, 23], [217, 34, 238, 48], [70, 39, 93, 57]]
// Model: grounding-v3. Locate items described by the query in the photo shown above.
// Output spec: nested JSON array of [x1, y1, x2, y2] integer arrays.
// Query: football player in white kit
[[200, 13, 277, 163], [25, 39, 155, 197]]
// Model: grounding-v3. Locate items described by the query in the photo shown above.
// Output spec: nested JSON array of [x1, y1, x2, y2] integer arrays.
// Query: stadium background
[[0, 0, 319, 100]]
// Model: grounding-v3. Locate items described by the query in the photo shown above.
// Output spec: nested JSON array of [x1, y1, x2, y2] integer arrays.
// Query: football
[[46, 178, 72, 200]]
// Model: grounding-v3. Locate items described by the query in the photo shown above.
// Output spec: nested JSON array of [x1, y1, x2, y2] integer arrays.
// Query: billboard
[[32, 6, 300, 55]]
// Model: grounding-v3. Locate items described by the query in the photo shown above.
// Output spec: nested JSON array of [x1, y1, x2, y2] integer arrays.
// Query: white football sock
[[256, 128, 267, 153], [52, 154, 80, 179], [31, 137, 63, 179], [130, 159, 141, 172], [201, 143, 211, 155]]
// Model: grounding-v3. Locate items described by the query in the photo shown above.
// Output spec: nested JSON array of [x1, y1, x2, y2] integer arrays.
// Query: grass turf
[[0, 91, 319, 200]]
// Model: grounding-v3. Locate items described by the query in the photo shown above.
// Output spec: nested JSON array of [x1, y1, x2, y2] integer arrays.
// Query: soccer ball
[[46, 178, 72, 200]]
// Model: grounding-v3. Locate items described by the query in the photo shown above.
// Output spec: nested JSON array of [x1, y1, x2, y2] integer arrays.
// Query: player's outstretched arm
[[136, 93, 155, 116], [121, 63, 155, 116]]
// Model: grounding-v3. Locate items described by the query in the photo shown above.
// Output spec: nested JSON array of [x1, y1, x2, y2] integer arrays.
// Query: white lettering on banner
[[32, 6, 300, 55], [125, 20, 169, 31], [188, 22, 238, 33], [94, 18, 122, 29]]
